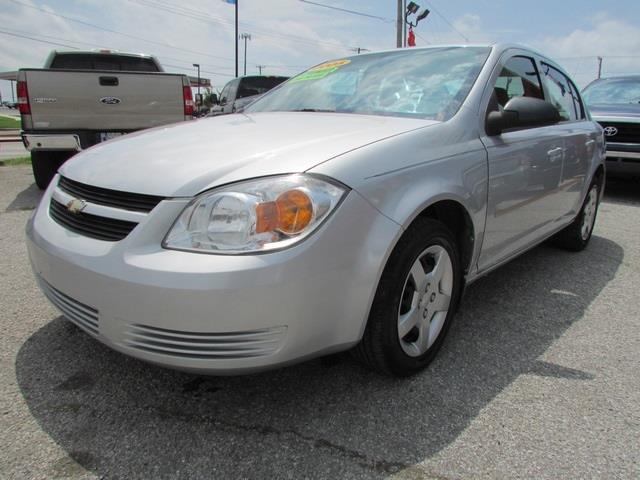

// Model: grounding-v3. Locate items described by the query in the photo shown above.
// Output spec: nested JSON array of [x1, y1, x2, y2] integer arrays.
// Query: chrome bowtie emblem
[[66, 198, 87, 214], [603, 126, 618, 137]]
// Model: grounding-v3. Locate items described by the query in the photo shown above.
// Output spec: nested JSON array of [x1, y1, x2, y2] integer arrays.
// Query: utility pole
[[192, 63, 200, 111], [396, 0, 403, 48], [597, 56, 603, 79], [257, 65, 265, 75], [240, 33, 251, 76], [235, 0, 239, 77], [403, 0, 407, 47]]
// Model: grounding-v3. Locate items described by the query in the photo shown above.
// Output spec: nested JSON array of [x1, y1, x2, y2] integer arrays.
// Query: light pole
[[240, 33, 251, 76], [396, 0, 403, 47], [597, 56, 603, 79], [192, 63, 200, 111]]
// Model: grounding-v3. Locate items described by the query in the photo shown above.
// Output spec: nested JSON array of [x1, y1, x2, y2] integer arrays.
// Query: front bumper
[[26, 177, 401, 374], [22, 133, 82, 152], [605, 142, 640, 175]]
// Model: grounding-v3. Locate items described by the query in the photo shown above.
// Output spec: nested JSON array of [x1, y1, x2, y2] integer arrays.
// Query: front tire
[[354, 218, 463, 376]]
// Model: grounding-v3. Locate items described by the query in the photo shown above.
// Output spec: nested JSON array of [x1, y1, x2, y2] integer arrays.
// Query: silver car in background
[[27, 44, 605, 377]]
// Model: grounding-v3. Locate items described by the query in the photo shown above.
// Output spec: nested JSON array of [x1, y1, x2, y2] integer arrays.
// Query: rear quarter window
[[50, 54, 159, 72]]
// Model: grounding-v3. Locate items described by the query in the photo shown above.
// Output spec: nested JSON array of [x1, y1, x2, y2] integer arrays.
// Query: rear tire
[[354, 218, 463, 377], [553, 179, 600, 251], [31, 151, 74, 190]]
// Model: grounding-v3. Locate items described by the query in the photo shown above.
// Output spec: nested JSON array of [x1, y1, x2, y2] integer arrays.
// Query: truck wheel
[[31, 151, 73, 190], [353, 218, 463, 376]]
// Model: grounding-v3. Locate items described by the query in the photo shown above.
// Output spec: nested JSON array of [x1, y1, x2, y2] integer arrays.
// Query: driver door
[[478, 54, 566, 271]]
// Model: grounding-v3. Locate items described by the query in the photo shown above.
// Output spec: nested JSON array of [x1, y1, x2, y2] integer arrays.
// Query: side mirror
[[487, 96, 561, 136]]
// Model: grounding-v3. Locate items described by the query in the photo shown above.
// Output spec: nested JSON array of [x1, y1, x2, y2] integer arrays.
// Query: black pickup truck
[[583, 75, 640, 177]]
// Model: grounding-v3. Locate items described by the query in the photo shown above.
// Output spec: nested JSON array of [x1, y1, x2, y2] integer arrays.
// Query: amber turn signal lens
[[276, 189, 313, 234], [255, 189, 314, 235]]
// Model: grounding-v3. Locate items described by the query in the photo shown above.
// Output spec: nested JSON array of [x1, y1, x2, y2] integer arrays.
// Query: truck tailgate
[[23, 69, 186, 130]]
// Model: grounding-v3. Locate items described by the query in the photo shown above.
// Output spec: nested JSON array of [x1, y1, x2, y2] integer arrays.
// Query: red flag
[[408, 27, 416, 47]]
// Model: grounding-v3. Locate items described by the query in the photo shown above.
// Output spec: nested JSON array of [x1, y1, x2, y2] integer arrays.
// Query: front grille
[[49, 198, 137, 241], [39, 278, 99, 336], [124, 324, 287, 359], [58, 176, 164, 213], [598, 122, 640, 144]]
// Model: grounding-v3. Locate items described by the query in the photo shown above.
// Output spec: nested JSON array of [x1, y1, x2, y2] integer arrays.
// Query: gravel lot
[[0, 165, 638, 479]]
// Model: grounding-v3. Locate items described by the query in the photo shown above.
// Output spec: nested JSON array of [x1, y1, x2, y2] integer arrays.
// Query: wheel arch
[[411, 199, 476, 277]]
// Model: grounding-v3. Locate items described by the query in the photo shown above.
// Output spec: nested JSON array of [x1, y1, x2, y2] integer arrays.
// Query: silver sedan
[[26, 44, 605, 376]]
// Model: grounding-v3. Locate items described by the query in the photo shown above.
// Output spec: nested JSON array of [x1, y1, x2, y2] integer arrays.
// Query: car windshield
[[583, 79, 640, 105], [245, 47, 491, 121], [237, 77, 289, 99]]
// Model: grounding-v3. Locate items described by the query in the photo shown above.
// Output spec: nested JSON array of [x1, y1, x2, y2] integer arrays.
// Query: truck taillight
[[183, 86, 194, 116], [17, 80, 31, 115]]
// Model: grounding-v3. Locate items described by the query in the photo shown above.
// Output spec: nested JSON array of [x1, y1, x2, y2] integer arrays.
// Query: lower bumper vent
[[124, 324, 286, 359], [39, 278, 99, 335]]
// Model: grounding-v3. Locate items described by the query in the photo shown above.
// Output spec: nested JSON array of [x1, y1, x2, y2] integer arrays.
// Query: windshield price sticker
[[291, 59, 351, 83]]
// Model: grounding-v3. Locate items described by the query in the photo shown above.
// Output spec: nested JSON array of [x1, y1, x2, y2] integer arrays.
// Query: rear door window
[[541, 63, 581, 121], [237, 77, 288, 99]]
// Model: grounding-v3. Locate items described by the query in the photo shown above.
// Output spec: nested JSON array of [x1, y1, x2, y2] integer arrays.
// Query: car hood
[[588, 103, 640, 119], [61, 112, 434, 197]]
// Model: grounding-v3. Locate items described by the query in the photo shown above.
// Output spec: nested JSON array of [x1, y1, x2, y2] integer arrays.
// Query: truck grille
[[49, 198, 137, 241], [598, 122, 640, 144], [58, 176, 164, 213], [124, 324, 287, 359]]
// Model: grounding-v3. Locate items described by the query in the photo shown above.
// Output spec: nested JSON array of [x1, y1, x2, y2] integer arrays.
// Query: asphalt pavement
[[0, 166, 638, 479]]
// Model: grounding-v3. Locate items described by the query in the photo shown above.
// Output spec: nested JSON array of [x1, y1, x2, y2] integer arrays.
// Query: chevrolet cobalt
[[27, 45, 605, 376]]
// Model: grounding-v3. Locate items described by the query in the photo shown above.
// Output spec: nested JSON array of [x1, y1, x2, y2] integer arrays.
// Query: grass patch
[[0, 116, 21, 129], [0, 156, 30, 166]]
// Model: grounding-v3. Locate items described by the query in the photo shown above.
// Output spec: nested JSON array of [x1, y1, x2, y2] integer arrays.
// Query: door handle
[[99, 76, 119, 86], [585, 139, 595, 147], [547, 147, 564, 162]]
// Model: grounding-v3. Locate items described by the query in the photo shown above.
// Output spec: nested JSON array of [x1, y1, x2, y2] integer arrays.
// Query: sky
[[1, 0, 640, 101]]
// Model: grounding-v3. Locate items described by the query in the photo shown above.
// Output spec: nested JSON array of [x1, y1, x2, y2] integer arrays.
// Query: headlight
[[163, 174, 347, 254]]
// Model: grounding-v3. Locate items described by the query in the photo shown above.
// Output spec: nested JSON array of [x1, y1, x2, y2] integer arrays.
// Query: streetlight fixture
[[240, 33, 251, 76], [192, 63, 200, 111], [405, 2, 430, 28]]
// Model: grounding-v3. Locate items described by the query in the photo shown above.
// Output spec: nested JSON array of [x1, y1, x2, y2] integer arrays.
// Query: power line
[[2, 25, 238, 72], [421, 1, 469, 42], [130, 0, 358, 51], [0, 26, 110, 51], [298, 0, 394, 23], [0, 29, 80, 50], [8, 0, 236, 62], [162, 63, 235, 78], [0, 28, 237, 78], [2, 4, 315, 77], [556, 55, 640, 60]]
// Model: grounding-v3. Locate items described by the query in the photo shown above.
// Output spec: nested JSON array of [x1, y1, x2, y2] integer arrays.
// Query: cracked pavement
[[1, 165, 639, 479]]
